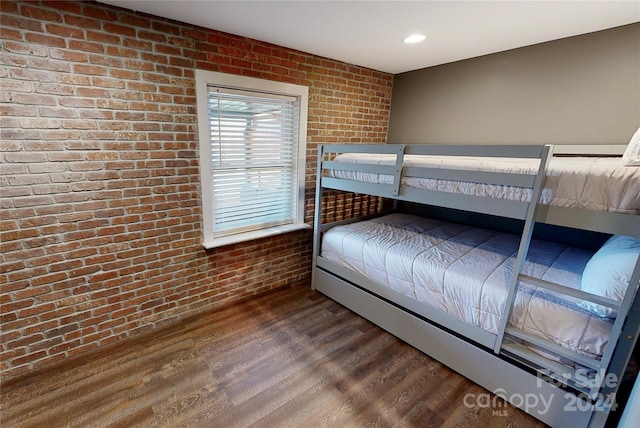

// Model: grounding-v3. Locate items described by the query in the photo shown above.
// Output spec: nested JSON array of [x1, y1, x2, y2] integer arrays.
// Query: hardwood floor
[[1, 281, 547, 427]]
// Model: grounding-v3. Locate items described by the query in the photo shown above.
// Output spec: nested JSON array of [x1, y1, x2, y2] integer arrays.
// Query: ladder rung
[[505, 327, 602, 370], [501, 342, 593, 395], [518, 274, 621, 309]]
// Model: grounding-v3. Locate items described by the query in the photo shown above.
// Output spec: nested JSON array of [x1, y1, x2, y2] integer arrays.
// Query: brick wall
[[0, 0, 393, 381]]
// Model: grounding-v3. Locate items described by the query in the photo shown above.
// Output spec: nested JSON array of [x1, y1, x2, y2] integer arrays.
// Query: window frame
[[195, 69, 310, 249]]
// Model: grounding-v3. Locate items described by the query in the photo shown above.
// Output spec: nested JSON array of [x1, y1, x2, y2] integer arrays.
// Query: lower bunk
[[312, 212, 640, 428]]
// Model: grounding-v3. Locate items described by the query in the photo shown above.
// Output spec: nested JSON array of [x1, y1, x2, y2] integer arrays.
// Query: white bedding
[[329, 153, 640, 213], [321, 213, 614, 359]]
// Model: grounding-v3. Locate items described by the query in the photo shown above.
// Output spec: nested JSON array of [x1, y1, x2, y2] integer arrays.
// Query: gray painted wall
[[388, 23, 640, 145]]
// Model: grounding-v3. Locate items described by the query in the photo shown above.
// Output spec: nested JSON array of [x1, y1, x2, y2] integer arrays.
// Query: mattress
[[321, 213, 613, 359], [329, 153, 640, 213]]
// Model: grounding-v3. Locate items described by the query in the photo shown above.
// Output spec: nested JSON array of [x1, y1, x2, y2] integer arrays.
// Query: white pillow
[[622, 126, 640, 166], [580, 235, 640, 317]]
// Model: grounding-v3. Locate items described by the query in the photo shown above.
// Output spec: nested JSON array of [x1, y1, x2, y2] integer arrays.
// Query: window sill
[[202, 223, 312, 249]]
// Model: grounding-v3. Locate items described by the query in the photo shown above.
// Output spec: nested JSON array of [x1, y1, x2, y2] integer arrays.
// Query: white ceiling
[[99, 1, 639, 74]]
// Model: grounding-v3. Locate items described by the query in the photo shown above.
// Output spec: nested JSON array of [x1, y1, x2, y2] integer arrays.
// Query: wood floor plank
[[346, 354, 444, 426], [246, 330, 398, 428], [1, 281, 548, 428], [218, 328, 396, 427]]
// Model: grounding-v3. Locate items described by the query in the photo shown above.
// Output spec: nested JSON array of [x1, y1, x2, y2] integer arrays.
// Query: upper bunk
[[316, 143, 640, 238]]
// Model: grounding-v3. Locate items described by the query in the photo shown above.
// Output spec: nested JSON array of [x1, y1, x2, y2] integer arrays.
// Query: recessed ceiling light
[[404, 34, 426, 44]]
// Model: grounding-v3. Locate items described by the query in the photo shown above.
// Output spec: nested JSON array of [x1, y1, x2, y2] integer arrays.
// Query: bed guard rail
[[318, 143, 553, 221]]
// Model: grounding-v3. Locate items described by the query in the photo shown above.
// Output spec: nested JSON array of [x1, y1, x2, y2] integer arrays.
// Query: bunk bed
[[311, 142, 640, 428]]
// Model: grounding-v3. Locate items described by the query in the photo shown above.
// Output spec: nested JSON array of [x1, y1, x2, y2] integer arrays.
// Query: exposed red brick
[[0, 0, 392, 382], [24, 32, 66, 48], [82, 4, 118, 22], [103, 22, 136, 37], [86, 30, 120, 45], [20, 5, 62, 22]]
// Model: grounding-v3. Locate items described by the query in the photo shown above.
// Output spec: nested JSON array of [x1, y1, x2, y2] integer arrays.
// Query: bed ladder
[[493, 144, 553, 359], [493, 145, 640, 405], [500, 272, 638, 389]]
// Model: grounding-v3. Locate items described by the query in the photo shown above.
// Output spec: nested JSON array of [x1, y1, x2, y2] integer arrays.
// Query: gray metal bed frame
[[310, 143, 640, 428]]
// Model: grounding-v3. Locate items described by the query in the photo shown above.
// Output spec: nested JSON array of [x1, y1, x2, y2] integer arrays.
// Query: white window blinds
[[207, 86, 300, 238]]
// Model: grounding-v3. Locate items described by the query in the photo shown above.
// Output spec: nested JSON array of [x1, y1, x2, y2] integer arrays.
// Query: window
[[195, 70, 309, 248]]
